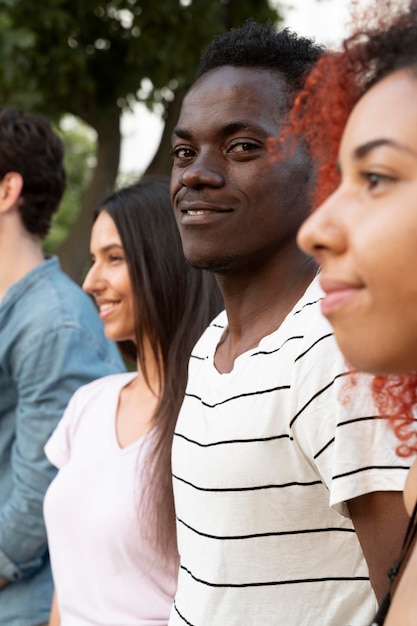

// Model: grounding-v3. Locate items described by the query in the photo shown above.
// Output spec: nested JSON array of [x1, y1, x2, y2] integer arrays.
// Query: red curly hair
[[285, 0, 417, 455]]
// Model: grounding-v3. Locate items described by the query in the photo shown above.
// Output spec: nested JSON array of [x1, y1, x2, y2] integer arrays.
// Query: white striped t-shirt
[[169, 276, 410, 626]]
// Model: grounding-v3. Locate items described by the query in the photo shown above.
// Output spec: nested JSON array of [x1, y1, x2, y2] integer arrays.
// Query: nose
[[297, 187, 347, 261], [180, 151, 225, 189], [82, 261, 105, 295]]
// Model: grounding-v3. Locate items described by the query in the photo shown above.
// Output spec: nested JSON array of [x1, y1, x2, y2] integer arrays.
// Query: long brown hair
[[97, 176, 223, 560]]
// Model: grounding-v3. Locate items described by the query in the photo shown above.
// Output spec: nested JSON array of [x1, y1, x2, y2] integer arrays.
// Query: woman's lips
[[96, 300, 120, 320], [319, 278, 362, 317], [320, 287, 359, 316]]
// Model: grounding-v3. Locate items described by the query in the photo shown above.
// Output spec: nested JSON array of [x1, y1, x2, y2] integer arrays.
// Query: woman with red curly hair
[[289, 0, 417, 623]]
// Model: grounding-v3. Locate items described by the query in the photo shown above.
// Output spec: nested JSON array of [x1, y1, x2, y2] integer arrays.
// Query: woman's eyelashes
[[360, 170, 396, 191]]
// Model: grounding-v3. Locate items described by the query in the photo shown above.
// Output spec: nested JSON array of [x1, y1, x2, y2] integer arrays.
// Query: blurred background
[[120, 0, 372, 175], [0, 0, 374, 280]]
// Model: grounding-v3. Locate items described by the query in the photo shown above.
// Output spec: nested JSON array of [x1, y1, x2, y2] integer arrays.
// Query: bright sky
[[119, 0, 372, 174]]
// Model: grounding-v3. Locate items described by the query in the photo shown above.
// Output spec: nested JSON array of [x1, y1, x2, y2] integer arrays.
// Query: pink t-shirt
[[44, 372, 177, 626]]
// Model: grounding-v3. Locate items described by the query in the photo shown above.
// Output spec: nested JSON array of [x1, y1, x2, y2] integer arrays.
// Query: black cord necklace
[[370, 499, 417, 625]]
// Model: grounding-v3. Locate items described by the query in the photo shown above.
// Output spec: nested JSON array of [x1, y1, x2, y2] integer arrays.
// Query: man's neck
[[214, 252, 317, 373], [0, 225, 45, 301]]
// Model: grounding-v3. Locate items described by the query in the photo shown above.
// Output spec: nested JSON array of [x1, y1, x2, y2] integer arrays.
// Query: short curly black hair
[[196, 19, 324, 97], [0, 108, 66, 239]]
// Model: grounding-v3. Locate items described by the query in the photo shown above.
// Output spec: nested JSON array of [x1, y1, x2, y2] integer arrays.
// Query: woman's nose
[[297, 188, 347, 260], [82, 262, 103, 294]]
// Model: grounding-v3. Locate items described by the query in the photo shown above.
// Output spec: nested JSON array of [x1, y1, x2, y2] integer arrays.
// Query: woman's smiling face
[[83, 210, 135, 344], [297, 68, 417, 374]]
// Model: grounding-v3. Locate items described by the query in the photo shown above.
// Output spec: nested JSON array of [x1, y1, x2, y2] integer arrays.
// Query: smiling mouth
[[97, 301, 120, 315], [181, 208, 232, 215], [178, 205, 233, 225]]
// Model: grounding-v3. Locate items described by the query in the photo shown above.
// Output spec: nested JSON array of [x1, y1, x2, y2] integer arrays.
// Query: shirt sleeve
[[0, 324, 120, 582], [290, 327, 413, 518], [328, 372, 413, 510]]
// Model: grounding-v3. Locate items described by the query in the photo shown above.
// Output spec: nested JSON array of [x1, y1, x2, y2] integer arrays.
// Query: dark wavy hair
[[96, 176, 223, 560], [286, 0, 417, 455], [197, 19, 324, 112], [0, 107, 66, 238]]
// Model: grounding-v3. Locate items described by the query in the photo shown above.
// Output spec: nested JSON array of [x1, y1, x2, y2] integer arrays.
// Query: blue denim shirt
[[0, 256, 125, 626]]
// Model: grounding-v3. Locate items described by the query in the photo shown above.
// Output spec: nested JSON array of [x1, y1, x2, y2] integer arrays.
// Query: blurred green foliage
[[0, 0, 283, 277], [0, 0, 281, 123], [44, 117, 97, 253]]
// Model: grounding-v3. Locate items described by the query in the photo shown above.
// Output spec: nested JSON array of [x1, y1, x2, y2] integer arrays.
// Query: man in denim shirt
[[0, 108, 125, 625]]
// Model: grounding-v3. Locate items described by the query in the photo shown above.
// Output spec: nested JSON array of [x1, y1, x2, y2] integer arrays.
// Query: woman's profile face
[[297, 68, 417, 374], [83, 210, 135, 343]]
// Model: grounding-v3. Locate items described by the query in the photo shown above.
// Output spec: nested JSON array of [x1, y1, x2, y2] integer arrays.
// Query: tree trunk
[[57, 107, 121, 283], [58, 89, 185, 282], [145, 86, 187, 176]]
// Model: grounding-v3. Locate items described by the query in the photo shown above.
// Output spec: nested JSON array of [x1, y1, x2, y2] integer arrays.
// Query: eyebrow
[[354, 138, 417, 160], [172, 127, 192, 141], [172, 121, 270, 142], [92, 243, 123, 255]]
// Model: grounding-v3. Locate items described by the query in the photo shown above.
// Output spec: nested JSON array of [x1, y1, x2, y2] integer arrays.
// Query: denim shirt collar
[[1, 255, 59, 312]]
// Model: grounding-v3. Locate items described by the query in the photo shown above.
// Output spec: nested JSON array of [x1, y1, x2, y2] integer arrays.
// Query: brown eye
[[229, 141, 258, 153], [173, 146, 194, 159], [361, 171, 395, 190], [368, 173, 381, 188]]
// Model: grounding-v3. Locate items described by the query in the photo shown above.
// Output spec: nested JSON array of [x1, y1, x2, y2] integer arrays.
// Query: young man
[[169, 21, 411, 625], [0, 107, 125, 626]]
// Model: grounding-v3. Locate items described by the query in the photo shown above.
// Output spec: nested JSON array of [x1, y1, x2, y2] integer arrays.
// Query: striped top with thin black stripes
[[169, 277, 410, 626]]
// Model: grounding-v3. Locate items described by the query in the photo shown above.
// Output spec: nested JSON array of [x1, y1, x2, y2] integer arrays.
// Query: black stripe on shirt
[[184, 385, 291, 409], [173, 432, 292, 448], [337, 415, 387, 427], [173, 601, 195, 626], [172, 473, 322, 493], [190, 353, 208, 361], [333, 464, 410, 481], [251, 335, 304, 357], [176, 516, 356, 541], [289, 372, 349, 428], [312, 417, 386, 459], [293, 297, 323, 315], [294, 332, 334, 362], [314, 437, 335, 460], [191, 331, 327, 362], [179, 564, 369, 588]]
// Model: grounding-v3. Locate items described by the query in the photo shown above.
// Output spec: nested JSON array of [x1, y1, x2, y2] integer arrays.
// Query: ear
[[0, 172, 24, 214]]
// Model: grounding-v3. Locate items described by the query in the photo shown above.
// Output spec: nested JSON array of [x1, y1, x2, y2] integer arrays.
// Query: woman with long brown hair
[[44, 176, 223, 625]]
